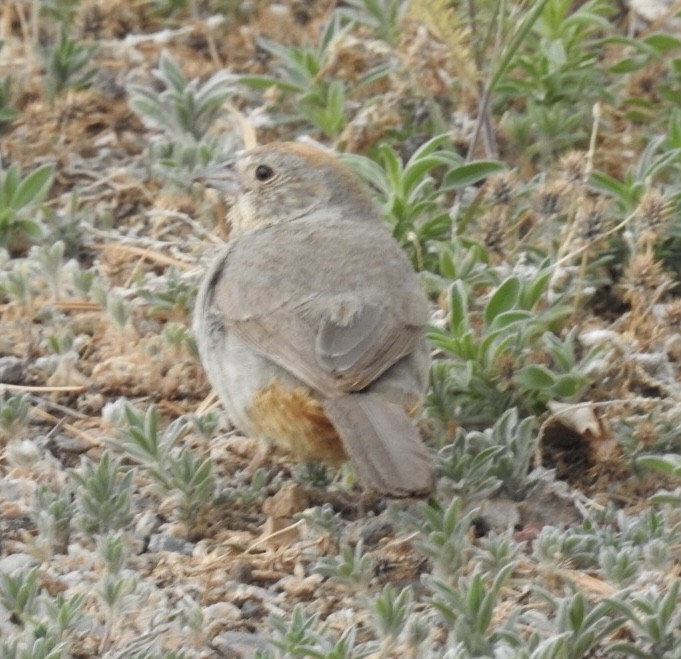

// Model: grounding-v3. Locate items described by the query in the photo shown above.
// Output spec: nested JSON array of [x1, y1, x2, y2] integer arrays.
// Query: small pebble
[[0, 356, 23, 384], [359, 519, 394, 546], [53, 434, 91, 454], [0, 553, 38, 574], [204, 601, 242, 622], [214, 631, 268, 658], [147, 533, 194, 555], [6, 440, 41, 468], [239, 600, 262, 619]]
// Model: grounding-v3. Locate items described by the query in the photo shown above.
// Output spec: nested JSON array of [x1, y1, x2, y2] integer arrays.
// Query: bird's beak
[[193, 163, 241, 197]]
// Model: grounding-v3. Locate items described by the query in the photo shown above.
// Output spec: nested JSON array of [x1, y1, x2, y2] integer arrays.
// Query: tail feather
[[323, 393, 434, 496]]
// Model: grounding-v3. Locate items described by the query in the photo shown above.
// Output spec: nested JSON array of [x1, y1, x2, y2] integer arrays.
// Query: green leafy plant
[[494, 0, 614, 160], [136, 267, 198, 320], [414, 497, 475, 577], [240, 15, 354, 138], [0, 392, 31, 439], [43, 29, 97, 99], [0, 568, 40, 626], [605, 581, 681, 657], [128, 52, 238, 180], [608, 31, 681, 121], [266, 604, 372, 659], [427, 266, 602, 427], [518, 589, 624, 658], [0, 41, 18, 127], [426, 563, 516, 655], [344, 134, 503, 269], [315, 540, 374, 591], [44, 592, 87, 642], [335, 0, 408, 46], [40, 0, 81, 26], [31, 485, 74, 556], [31, 241, 66, 300], [129, 52, 236, 142], [113, 403, 216, 531], [70, 452, 135, 535], [0, 163, 54, 251]]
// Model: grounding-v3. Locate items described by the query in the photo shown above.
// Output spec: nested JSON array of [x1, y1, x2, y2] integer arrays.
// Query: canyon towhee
[[193, 142, 434, 496]]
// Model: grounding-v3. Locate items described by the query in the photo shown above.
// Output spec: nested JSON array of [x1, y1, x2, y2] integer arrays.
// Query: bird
[[193, 141, 435, 496]]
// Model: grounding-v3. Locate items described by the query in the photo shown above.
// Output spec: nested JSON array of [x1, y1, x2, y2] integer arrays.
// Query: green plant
[[3, 636, 65, 659], [136, 267, 197, 320], [266, 604, 328, 657], [315, 541, 374, 591], [128, 52, 238, 181], [292, 461, 331, 488], [344, 135, 503, 269], [599, 546, 640, 587], [591, 137, 681, 215], [494, 0, 614, 160], [40, 0, 81, 26], [472, 408, 541, 499], [43, 29, 97, 99], [240, 15, 354, 138], [608, 31, 681, 121], [114, 403, 216, 530], [0, 265, 33, 310], [105, 292, 133, 331], [476, 530, 523, 577], [69, 452, 135, 535], [0, 42, 18, 127], [606, 581, 681, 657], [427, 266, 603, 427], [297, 503, 343, 542], [185, 409, 220, 440], [129, 52, 236, 142], [533, 522, 601, 570], [266, 604, 373, 659], [0, 392, 31, 439], [44, 592, 86, 640], [0, 163, 54, 251], [31, 485, 74, 556], [437, 433, 502, 501], [519, 589, 624, 658], [414, 497, 475, 577], [0, 568, 40, 626], [637, 453, 681, 482], [370, 584, 414, 655], [30, 241, 66, 300], [426, 563, 515, 655], [94, 531, 140, 654], [217, 467, 269, 507], [335, 0, 408, 46]]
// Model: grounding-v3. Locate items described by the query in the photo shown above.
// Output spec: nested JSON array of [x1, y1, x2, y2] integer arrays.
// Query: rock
[[0, 356, 23, 384], [204, 601, 242, 623], [359, 519, 394, 546], [213, 631, 268, 658], [230, 559, 254, 583], [6, 440, 41, 468], [52, 433, 91, 454], [518, 479, 583, 529], [476, 498, 521, 534], [262, 482, 309, 518], [147, 533, 194, 555], [239, 600, 262, 619], [277, 573, 323, 597], [0, 552, 38, 574]]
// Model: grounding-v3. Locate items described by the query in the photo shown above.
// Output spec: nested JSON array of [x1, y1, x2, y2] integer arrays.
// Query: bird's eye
[[255, 164, 275, 182]]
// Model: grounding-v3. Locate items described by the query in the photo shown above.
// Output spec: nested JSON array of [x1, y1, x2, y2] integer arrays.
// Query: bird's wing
[[206, 220, 427, 397]]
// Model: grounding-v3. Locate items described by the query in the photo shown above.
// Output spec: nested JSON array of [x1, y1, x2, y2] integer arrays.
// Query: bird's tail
[[323, 392, 435, 496]]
